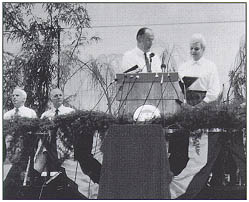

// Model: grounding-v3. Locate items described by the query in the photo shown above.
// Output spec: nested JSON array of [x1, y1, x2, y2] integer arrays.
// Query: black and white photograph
[[2, 2, 246, 200]]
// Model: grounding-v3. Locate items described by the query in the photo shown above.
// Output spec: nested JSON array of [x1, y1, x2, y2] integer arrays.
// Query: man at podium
[[121, 27, 161, 73]]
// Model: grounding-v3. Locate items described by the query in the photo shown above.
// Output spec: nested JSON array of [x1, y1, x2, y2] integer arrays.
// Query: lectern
[[116, 72, 184, 116]]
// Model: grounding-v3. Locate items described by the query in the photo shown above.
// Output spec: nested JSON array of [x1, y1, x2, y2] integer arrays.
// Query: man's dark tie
[[14, 107, 19, 117], [144, 52, 151, 72], [55, 108, 59, 116]]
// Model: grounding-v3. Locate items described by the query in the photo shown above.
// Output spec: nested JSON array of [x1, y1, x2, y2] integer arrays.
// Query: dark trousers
[[168, 131, 189, 176]]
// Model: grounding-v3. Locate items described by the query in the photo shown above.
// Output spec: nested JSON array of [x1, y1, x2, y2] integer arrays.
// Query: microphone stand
[[19, 131, 41, 199], [183, 81, 187, 104], [161, 64, 166, 84], [23, 156, 31, 186], [149, 55, 154, 72], [22, 131, 40, 187], [161, 64, 166, 124]]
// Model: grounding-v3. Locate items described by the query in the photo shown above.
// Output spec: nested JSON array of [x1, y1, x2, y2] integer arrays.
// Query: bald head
[[136, 27, 154, 52], [50, 88, 64, 108], [12, 89, 27, 108]]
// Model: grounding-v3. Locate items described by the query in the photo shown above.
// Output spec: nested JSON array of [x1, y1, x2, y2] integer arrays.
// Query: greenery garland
[[3, 103, 246, 163], [153, 102, 246, 131]]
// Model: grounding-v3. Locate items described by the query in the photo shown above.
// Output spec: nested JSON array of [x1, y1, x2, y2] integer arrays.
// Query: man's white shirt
[[121, 47, 162, 73], [4, 105, 37, 120], [41, 105, 74, 119]]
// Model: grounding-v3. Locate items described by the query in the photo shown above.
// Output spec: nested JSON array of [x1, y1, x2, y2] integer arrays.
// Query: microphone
[[148, 53, 155, 73], [123, 65, 139, 74], [149, 53, 155, 62], [161, 64, 166, 72], [160, 52, 166, 84], [161, 51, 166, 72]]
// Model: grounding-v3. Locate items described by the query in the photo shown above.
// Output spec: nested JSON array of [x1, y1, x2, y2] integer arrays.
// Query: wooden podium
[[116, 72, 184, 116]]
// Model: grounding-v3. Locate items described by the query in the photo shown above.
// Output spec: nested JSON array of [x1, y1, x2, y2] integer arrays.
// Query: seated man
[[121, 27, 162, 73], [34, 88, 101, 199], [3, 88, 37, 199]]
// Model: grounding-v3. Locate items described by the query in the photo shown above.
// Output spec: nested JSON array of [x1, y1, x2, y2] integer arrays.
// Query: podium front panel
[[115, 72, 183, 116], [116, 82, 182, 100], [98, 124, 171, 199]]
